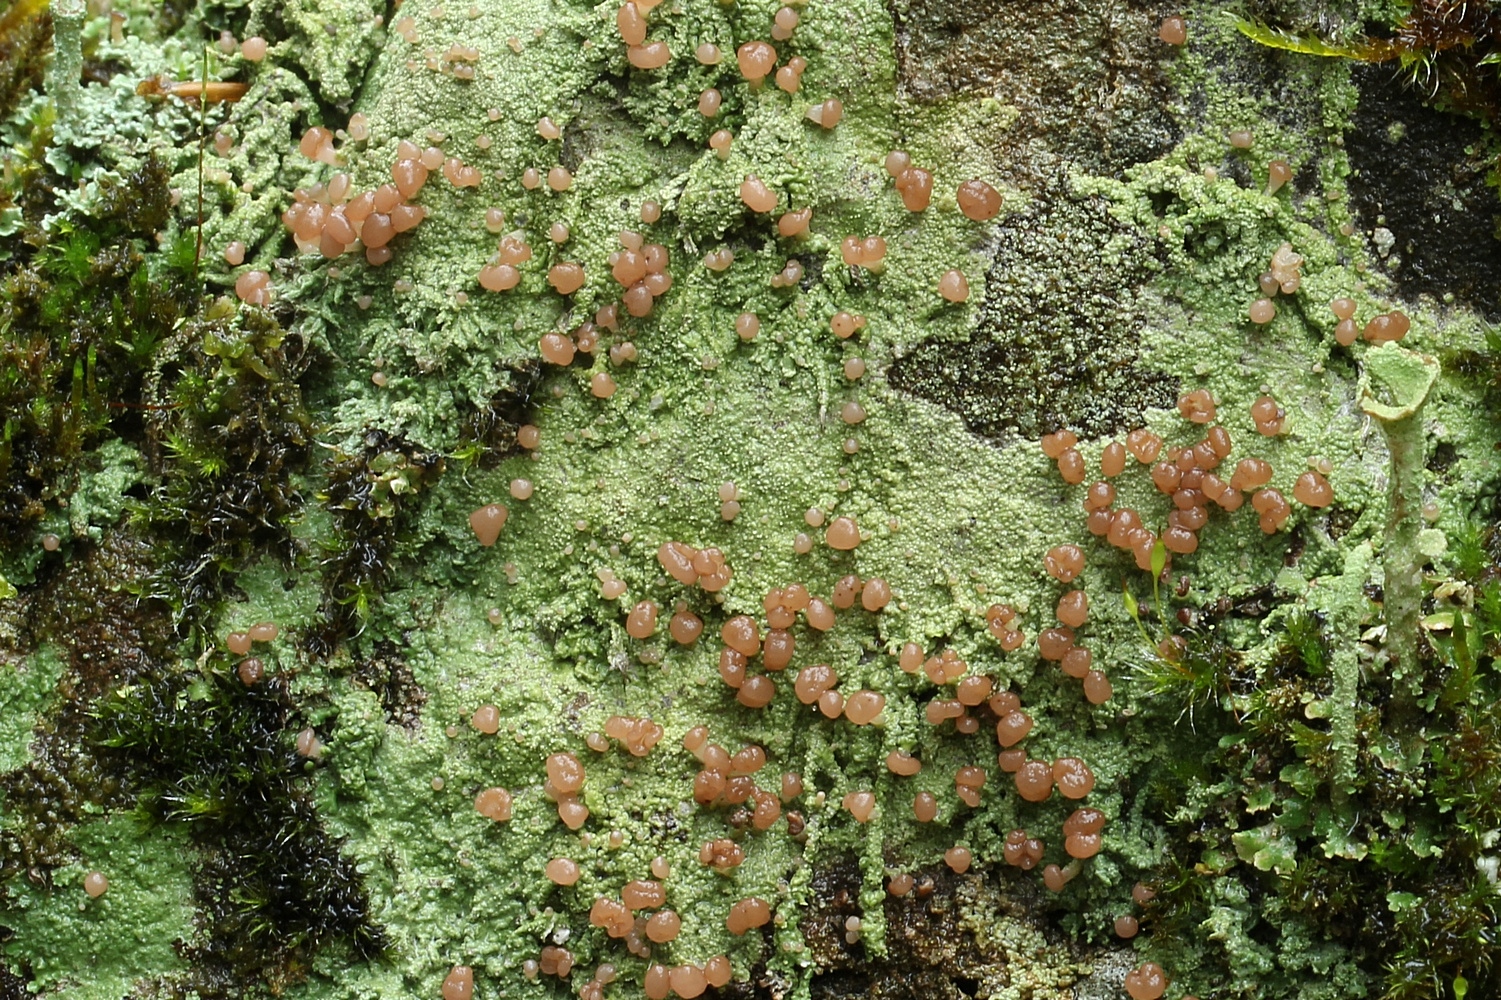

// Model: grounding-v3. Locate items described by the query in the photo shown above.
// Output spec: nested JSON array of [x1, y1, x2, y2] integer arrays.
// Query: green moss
[[0, 151, 177, 552], [1136, 548, 1501, 998], [136, 303, 315, 631], [308, 430, 444, 657], [1234, 1, 1501, 128], [0, 526, 173, 935], [0, 0, 51, 124]]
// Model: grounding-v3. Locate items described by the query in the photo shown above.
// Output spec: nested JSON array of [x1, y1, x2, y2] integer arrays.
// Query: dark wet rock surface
[[1347, 66, 1501, 321]]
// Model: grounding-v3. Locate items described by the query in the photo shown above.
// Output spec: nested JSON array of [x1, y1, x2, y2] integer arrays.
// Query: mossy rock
[[3, 1, 1501, 999]]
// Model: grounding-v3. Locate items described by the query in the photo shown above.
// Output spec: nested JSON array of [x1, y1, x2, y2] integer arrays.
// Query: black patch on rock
[[1347, 66, 1501, 321]]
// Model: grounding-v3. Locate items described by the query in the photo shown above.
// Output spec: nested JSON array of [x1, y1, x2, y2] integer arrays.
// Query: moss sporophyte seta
[[3, 0, 1501, 998]]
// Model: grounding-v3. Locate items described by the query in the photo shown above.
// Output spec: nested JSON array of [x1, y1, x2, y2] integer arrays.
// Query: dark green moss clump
[[0, 961, 34, 1000], [307, 431, 444, 659], [136, 305, 315, 632], [350, 638, 426, 729], [0, 155, 182, 547], [450, 362, 543, 469], [0, 528, 171, 933], [888, 183, 1178, 441], [91, 668, 384, 996], [801, 857, 1054, 1000]]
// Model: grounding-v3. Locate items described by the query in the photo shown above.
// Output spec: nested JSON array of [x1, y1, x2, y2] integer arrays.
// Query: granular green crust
[[3, 0, 1501, 998]]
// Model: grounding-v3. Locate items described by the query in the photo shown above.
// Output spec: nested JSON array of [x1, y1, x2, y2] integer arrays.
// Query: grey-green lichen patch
[[261, 306, 1270, 994], [886, 0, 1181, 184], [260, 326, 1195, 991], [62, 437, 144, 544], [244, 0, 386, 108], [958, 894, 1087, 1000], [229, 0, 1013, 452], [1309, 541, 1372, 792], [780, 857, 1093, 999], [21, 14, 219, 219]]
